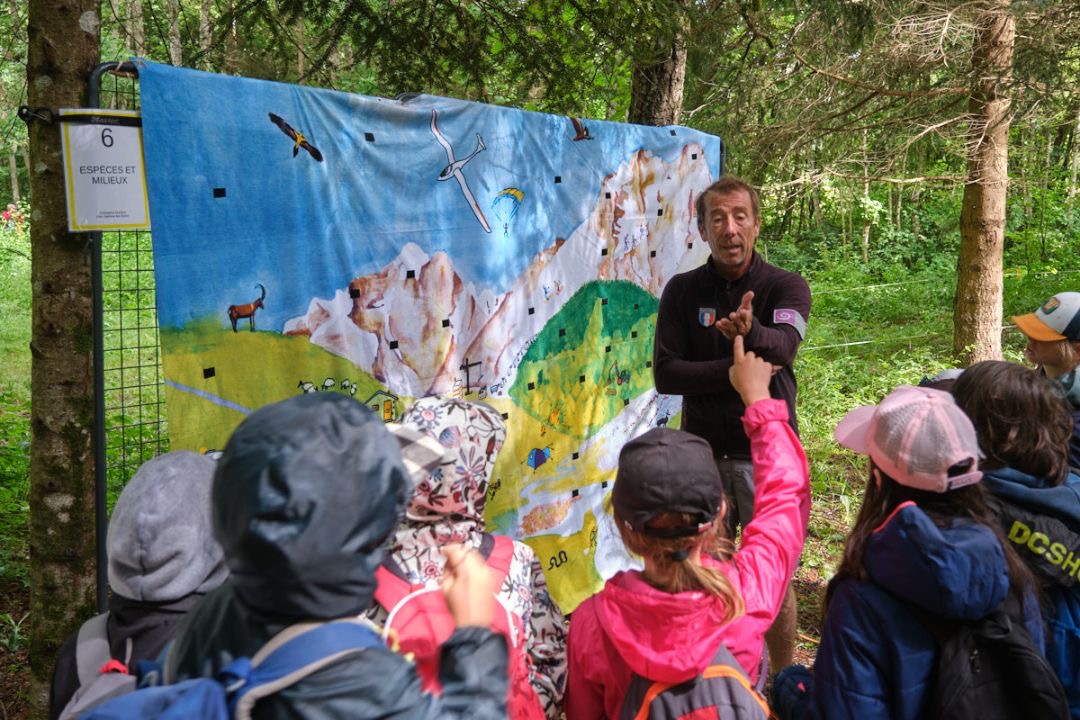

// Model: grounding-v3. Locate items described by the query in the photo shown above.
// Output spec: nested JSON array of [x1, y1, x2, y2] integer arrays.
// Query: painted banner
[[136, 59, 723, 611]]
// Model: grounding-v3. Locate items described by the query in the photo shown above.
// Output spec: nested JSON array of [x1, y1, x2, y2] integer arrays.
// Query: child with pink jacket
[[565, 336, 810, 719]]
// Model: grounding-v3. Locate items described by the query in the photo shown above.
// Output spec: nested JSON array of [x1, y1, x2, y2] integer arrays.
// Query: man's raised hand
[[728, 335, 772, 407], [715, 291, 755, 339]]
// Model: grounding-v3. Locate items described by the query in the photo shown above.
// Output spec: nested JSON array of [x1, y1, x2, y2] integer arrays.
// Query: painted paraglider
[[492, 187, 524, 238]]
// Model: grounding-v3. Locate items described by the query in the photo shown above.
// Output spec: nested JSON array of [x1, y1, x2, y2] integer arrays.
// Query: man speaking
[[653, 176, 811, 670]]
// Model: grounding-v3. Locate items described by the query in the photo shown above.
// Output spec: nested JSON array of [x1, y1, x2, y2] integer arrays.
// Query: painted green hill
[[509, 280, 658, 440]]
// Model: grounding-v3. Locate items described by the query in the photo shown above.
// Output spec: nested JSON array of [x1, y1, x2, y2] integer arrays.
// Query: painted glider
[[430, 110, 491, 233]]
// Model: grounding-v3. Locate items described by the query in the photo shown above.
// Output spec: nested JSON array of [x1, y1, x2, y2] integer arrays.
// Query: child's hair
[[952, 360, 1073, 485], [826, 463, 1038, 613], [616, 510, 744, 624]]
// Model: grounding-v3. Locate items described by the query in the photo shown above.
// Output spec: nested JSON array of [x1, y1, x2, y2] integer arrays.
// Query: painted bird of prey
[[430, 109, 491, 233], [570, 116, 593, 141], [268, 112, 324, 161]]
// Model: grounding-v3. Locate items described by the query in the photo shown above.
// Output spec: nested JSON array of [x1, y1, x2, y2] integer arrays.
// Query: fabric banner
[[136, 59, 722, 611]]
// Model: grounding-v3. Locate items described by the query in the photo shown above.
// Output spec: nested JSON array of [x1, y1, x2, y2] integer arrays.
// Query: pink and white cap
[[834, 385, 982, 493]]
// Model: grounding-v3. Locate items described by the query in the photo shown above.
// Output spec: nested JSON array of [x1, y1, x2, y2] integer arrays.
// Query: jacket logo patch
[[698, 308, 716, 327], [773, 308, 807, 339]]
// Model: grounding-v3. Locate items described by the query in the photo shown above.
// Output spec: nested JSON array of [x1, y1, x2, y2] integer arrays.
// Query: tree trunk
[[627, 3, 687, 126], [128, 0, 145, 55], [954, 4, 1014, 365], [8, 147, 19, 203], [862, 130, 870, 263], [26, 0, 100, 714], [166, 0, 183, 65], [199, 0, 212, 69]]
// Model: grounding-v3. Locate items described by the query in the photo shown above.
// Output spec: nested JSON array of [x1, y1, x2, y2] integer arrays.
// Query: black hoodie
[[166, 393, 508, 719]]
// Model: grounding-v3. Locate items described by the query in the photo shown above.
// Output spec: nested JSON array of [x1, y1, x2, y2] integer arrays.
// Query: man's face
[[699, 189, 760, 279]]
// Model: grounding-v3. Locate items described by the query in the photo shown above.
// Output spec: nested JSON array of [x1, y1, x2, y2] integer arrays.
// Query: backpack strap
[[75, 614, 112, 686], [229, 618, 383, 720]]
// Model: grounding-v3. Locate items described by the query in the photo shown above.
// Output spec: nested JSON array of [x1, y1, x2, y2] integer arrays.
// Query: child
[[369, 396, 568, 718], [774, 384, 1060, 720], [49, 451, 228, 719], [953, 360, 1080, 717], [565, 335, 810, 719], [162, 392, 510, 719], [1013, 291, 1080, 470]]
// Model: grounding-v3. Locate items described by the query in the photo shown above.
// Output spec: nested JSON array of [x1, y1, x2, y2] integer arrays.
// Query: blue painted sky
[[137, 60, 722, 330]]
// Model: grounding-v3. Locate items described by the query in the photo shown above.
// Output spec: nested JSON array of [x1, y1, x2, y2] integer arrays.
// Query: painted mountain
[[136, 59, 722, 611]]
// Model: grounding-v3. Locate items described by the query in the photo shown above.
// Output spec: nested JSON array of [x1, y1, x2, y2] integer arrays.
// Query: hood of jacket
[[1054, 368, 1080, 409], [862, 501, 1009, 620], [212, 393, 411, 620], [107, 451, 228, 602], [983, 466, 1080, 526], [390, 397, 505, 583], [592, 566, 741, 683]]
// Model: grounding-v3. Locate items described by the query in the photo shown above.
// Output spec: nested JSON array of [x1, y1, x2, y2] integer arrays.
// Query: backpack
[[619, 643, 772, 720], [912, 603, 1070, 720], [80, 618, 382, 720], [374, 533, 545, 720], [57, 612, 137, 720]]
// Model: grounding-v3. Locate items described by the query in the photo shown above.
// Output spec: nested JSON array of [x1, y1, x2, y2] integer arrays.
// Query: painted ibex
[[228, 283, 265, 332]]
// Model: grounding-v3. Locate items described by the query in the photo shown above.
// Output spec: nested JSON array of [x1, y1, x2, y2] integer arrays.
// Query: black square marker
[[442, 318, 450, 328], [559, 328, 566, 337], [669, 129, 677, 136], [202, 367, 215, 379], [605, 345, 611, 353], [650, 250, 657, 258], [691, 153, 698, 160], [632, 331, 638, 338], [646, 360, 653, 368], [572, 489, 580, 498], [528, 307, 535, 315], [579, 375, 586, 383], [623, 398, 630, 406], [389, 340, 399, 349], [634, 303, 640, 310], [501, 412, 509, 420], [601, 248, 608, 256], [601, 480, 609, 488], [658, 209, 664, 217], [349, 288, 360, 298], [212, 188, 226, 198], [572, 452, 579, 460], [687, 242, 693, 249], [364, 132, 375, 141], [406, 269, 415, 279], [528, 382, 535, 391], [554, 176, 562, 183], [601, 298, 608, 305], [605, 192, 611, 199]]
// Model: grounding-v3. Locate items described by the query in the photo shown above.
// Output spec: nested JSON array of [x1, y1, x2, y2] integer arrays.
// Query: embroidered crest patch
[[698, 307, 716, 327], [773, 308, 807, 338], [1042, 297, 1061, 315]]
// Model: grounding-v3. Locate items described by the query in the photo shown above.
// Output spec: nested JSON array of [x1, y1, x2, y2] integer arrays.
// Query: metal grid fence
[[91, 65, 168, 501]]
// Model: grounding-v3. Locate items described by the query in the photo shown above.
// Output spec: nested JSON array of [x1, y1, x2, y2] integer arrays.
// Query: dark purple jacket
[[653, 252, 811, 456]]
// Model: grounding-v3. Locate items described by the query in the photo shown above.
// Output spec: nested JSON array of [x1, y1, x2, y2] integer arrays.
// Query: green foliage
[[0, 612, 27, 653]]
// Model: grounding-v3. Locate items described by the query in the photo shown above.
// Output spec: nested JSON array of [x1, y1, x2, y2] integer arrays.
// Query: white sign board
[[60, 109, 151, 231]]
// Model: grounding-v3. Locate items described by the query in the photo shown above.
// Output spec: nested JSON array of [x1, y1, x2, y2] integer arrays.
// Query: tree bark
[[166, 0, 183, 66], [128, 0, 145, 55], [8, 147, 19, 203], [954, 4, 1013, 365], [26, 0, 100, 714], [627, 5, 688, 126], [199, 0, 212, 69]]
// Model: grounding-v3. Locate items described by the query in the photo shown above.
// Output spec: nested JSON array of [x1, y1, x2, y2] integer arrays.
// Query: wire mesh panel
[[93, 67, 168, 500]]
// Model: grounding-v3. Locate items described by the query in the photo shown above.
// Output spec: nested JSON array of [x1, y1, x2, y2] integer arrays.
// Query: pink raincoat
[[565, 398, 810, 720]]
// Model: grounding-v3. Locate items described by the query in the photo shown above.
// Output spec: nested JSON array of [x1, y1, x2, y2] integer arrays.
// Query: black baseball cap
[[612, 427, 724, 538]]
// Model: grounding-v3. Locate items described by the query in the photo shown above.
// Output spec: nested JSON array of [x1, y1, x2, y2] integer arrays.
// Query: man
[[653, 176, 811, 670]]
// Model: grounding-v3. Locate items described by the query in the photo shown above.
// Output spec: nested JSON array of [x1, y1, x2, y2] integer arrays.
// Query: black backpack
[[619, 644, 772, 720], [912, 602, 1070, 720]]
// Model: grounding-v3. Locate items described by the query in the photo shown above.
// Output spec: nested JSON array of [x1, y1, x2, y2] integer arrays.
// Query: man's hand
[[715, 291, 754, 339], [728, 335, 772, 406], [441, 544, 495, 628]]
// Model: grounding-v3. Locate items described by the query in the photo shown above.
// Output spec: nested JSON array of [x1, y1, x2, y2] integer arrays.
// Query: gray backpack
[[58, 613, 137, 720]]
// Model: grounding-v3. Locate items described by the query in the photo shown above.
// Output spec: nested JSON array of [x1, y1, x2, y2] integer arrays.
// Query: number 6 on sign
[[59, 108, 151, 232]]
